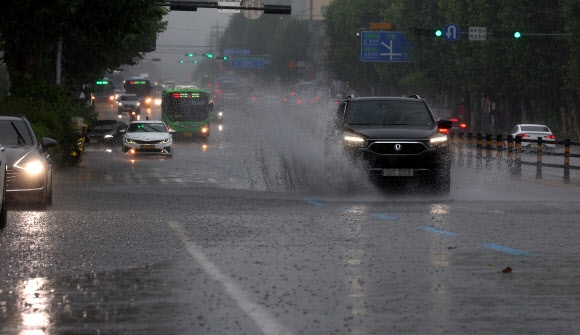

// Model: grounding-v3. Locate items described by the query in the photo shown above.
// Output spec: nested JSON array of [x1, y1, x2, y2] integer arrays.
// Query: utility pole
[[210, 20, 224, 54]]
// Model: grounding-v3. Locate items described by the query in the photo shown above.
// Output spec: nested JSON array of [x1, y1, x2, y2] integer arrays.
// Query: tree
[[269, 17, 311, 85], [324, 0, 387, 95], [0, 0, 167, 96]]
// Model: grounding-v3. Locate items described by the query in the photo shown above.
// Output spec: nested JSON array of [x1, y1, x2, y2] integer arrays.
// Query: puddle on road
[[0, 263, 193, 334]]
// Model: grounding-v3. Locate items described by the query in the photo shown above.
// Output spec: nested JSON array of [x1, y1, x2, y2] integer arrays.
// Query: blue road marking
[[372, 213, 399, 221], [418, 226, 458, 237], [305, 199, 326, 207], [481, 243, 535, 256]]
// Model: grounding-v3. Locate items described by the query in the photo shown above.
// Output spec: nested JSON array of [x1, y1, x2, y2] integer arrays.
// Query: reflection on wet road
[[1, 101, 580, 334]]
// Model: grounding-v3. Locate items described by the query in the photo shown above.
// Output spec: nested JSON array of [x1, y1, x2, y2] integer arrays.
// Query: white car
[[510, 124, 556, 148], [121, 120, 174, 157], [1, 144, 7, 228]]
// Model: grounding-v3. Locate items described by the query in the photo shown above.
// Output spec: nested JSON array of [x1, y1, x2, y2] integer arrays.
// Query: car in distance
[[449, 117, 468, 133], [326, 95, 453, 194], [86, 119, 128, 144], [0, 143, 7, 228], [510, 123, 556, 148], [117, 94, 141, 114], [121, 120, 174, 157], [0, 116, 58, 208]]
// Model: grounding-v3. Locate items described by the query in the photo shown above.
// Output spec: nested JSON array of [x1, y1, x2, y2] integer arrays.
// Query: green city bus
[[161, 87, 211, 139]]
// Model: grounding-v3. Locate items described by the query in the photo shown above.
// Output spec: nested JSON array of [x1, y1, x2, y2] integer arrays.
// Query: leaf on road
[[501, 266, 512, 274]]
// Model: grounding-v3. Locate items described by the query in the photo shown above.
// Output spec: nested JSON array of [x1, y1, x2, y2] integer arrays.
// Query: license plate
[[140, 145, 155, 149], [382, 169, 413, 176], [183, 132, 193, 137]]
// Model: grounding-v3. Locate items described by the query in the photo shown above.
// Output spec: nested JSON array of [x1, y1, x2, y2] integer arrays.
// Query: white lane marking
[[169, 222, 293, 335]]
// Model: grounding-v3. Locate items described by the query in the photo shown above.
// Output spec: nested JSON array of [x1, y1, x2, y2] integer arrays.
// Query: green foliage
[[0, 80, 97, 168], [324, 0, 580, 136], [324, 0, 387, 94], [209, 14, 311, 84], [0, 0, 168, 94], [270, 18, 311, 85], [0, 63, 9, 100]]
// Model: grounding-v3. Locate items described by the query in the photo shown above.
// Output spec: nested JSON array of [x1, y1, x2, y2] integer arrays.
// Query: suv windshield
[[345, 100, 434, 126]]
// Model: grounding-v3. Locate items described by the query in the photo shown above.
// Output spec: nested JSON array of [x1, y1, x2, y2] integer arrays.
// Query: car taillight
[[438, 128, 449, 134], [459, 123, 467, 128], [450, 117, 458, 122], [545, 135, 556, 139], [517, 133, 530, 138], [297, 99, 302, 104], [252, 97, 257, 101]]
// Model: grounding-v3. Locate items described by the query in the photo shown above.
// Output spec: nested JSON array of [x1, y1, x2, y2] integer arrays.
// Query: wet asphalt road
[[1, 101, 580, 334]]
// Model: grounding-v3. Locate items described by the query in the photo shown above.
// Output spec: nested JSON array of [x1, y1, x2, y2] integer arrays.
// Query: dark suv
[[326, 95, 453, 193]]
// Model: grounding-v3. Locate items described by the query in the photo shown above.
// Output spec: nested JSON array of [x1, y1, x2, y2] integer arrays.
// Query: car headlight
[[145, 98, 152, 104], [104, 134, 114, 138], [118, 102, 122, 106], [154, 98, 162, 105], [136, 102, 140, 106], [343, 132, 366, 147], [124, 137, 134, 144], [429, 134, 448, 147], [14, 159, 45, 175], [161, 137, 171, 144]]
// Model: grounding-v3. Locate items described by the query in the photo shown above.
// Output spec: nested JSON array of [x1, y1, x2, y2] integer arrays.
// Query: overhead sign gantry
[[158, 0, 292, 19]]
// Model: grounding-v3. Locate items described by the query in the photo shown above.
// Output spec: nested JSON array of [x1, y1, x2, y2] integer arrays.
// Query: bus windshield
[[124, 79, 151, 98]]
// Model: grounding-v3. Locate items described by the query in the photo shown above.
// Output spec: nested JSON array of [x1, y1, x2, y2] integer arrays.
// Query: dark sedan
[[0, 116, 58, 208], [86, 119, 128, 144]]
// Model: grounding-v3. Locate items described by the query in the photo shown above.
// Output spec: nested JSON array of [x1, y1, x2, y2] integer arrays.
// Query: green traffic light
[[205, 53, 213, 58], [194, 60, 197, 64], [223, 56, 228, 60], [435, 29, 442, 37], [514, 31, 522, 38], [179, 60, 184, 63], [187, 53, 194, 57]]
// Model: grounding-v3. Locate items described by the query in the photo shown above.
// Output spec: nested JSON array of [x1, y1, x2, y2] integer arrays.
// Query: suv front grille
[[368, 141, 428, 155]]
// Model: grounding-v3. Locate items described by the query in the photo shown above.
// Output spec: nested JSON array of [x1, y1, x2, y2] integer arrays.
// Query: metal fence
[[449, 133, 580, 184]]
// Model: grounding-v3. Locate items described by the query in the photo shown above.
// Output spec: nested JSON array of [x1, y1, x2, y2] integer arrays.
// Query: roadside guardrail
[[449, 133, 580, 184]]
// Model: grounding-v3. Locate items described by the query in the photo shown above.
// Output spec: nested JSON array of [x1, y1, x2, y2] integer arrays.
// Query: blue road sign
[[224, 48, 251, 56], [231, 59, 263, 68], [361, 31, 413, 62], [443, 23, 460, 41]]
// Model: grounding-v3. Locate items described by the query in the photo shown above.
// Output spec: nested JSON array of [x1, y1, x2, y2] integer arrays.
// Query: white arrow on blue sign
[[444, 23, 460, 41]]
